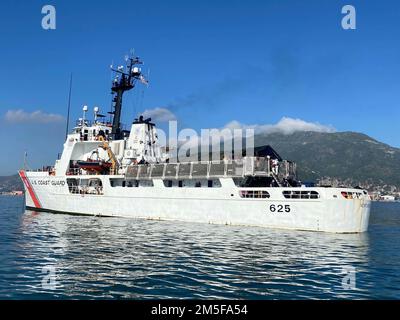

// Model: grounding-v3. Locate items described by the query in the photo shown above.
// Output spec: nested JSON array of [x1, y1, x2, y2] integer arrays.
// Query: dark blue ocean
[[0, 195, 399, 299]]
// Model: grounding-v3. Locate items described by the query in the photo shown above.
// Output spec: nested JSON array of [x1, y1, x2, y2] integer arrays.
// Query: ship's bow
[[18, 170, 41, 209]]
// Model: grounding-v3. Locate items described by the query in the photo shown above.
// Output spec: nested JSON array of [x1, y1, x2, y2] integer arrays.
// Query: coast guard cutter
[[19, 55, 371, 233]]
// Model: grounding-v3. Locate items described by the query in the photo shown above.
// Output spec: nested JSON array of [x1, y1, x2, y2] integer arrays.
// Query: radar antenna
[[109, 54, 148, 140]]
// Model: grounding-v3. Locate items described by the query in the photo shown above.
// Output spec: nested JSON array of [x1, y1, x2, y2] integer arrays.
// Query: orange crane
[[98, 136, 118, 174]]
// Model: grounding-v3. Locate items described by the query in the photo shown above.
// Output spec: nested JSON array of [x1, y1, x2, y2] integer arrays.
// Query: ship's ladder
[[271, 172, 283, 187]]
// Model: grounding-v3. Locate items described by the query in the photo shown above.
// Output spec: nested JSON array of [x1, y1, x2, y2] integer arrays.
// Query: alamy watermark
[[341, 265, 356, 290], [41, 5, 56, 30], [342, 5, 356, 30], [41, 265, 57, 290], [41, 5, 356, 31], [156, 121, 255, 162]]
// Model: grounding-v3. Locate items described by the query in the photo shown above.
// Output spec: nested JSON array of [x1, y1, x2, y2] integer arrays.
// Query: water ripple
[[0, 196, 399, 299]]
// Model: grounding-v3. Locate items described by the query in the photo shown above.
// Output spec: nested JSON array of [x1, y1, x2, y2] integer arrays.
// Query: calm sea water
[[0, 196, 399, 299]]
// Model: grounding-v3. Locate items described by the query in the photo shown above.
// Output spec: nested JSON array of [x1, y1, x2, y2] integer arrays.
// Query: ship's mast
[[110, 56, 147, 140]]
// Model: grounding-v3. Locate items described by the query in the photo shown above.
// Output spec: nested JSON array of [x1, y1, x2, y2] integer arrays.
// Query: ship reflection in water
[[1, 198, 399, 299]]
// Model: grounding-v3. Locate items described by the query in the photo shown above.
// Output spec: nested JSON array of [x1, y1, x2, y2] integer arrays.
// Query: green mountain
[[255, 131, 400, 187]]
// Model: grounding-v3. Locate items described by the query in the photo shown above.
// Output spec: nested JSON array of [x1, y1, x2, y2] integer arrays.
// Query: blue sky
[[0, 0, 399, 175]]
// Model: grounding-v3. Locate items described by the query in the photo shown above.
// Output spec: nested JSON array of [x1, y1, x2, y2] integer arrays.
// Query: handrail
[[64, 156, 297, 180], [124, 157, 297, 180]]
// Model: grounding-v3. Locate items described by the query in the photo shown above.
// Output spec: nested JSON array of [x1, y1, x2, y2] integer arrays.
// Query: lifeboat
[[76, 159, 112, 172]]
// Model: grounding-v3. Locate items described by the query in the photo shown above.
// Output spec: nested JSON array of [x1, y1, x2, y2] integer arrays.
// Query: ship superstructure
[[19, 55, 371, 233]]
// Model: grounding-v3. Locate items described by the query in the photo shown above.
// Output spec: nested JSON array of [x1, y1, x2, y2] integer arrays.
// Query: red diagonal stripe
[[19, 170, 41, 209]]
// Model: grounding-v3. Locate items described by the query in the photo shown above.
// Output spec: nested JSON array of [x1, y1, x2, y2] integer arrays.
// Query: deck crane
[[98, 136, 119, 174]]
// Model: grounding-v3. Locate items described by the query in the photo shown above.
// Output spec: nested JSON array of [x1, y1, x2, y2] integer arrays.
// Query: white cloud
[[4, 109, 64, 124], [224, 117, 336, 135], [141, 107, 176, 122]]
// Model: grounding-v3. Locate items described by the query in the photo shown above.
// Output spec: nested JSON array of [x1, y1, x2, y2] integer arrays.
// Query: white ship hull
[[20, 171, 371, 233]]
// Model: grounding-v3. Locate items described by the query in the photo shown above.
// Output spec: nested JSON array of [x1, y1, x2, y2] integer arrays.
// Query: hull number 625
[[269, 204, 291, 213]]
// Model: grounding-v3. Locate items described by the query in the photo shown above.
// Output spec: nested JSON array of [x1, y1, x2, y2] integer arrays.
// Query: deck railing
[[26, 166, 55, 174], [125, 157, 297, 180]]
